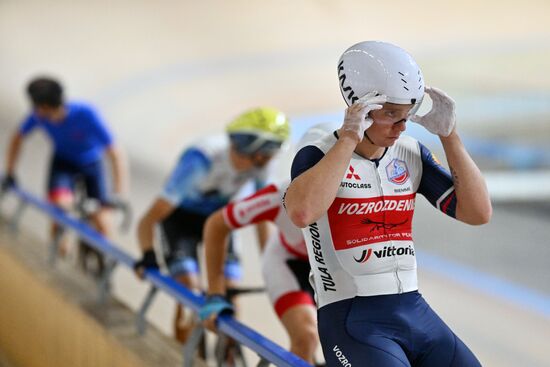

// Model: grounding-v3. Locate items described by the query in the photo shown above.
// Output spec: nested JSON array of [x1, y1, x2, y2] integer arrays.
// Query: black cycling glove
[[134, 249, 159, 271], [1, 174, 17, 193]]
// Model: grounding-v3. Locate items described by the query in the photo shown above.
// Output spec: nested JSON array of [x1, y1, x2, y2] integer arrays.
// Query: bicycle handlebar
[[226, 286, 265, 299]]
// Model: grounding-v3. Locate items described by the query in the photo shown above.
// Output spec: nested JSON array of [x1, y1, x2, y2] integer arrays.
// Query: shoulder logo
[[346, 165, 361, 180], [385, 159, 409, 185]]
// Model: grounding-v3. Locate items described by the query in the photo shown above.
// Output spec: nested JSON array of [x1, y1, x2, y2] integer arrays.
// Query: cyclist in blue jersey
[[2, 77, 128, 251], [285, 41, 492, 366], [133, 107, 290, 343]]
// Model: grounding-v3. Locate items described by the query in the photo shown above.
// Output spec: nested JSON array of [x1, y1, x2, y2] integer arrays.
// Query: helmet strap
[[364, 131, 375, 145]]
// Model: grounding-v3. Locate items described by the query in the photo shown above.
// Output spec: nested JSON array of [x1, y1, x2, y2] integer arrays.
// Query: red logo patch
[[327, 194, 416, 250], [346, 165, 361, 180]]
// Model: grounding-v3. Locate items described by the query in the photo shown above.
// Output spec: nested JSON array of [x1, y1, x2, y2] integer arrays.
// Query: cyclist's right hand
[[199, 294, 234, 332], [133, 249, 159, 278], [106, 195, 132, 233], [107, 194, 130, 210], [1, 174, 17, 193], [340, 91, 386, 144]]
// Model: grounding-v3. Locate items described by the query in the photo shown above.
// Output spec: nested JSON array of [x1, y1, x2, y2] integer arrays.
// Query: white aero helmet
[[338, 41, 425, 115]]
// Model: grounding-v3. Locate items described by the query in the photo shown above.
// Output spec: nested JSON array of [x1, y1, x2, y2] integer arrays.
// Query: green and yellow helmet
[[226, 107, 290, 155]]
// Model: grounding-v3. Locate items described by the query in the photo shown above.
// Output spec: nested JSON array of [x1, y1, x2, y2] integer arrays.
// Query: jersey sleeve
[[18, 115, 38, 136], [223, 184, 280, 229], [417, 142, 457, 218], [161, 148, 211, 205], [83, 105, 114, 147], [290, 145, 325, 180]]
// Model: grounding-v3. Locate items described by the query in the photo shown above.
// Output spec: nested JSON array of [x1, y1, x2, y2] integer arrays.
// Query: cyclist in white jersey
[[198, 180, 318, 362], [198, 124, 340, 364], [285, 41, 492, 367], [133, 107, 289, 343]]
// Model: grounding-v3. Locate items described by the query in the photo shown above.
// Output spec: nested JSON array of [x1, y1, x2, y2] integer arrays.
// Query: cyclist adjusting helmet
[[285, 41, 491, 367]]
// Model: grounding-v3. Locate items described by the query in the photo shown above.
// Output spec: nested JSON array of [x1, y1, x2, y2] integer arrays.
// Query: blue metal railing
[[0, 183, 312, 367]]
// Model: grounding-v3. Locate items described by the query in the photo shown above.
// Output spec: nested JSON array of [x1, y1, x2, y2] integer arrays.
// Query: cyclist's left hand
[[107, 194, 132, 232], [411, 86, 456, 137], [1, 174, 17, 193], [133, 249, 159, 279], [108, 194, 130, 210], [199, 294, 234, 332]]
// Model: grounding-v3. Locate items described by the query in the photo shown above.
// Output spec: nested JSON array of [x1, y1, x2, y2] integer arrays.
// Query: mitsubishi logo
[[346, 165, 361, 180]]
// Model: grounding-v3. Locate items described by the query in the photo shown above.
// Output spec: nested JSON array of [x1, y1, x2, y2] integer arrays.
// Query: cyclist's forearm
[[255, 221, 272, 253], [204, 210, 230, 295], [106, 145, 127, 194], [137, 215, 155, 252], [286, 135, 356, 227], [5, 132, 23, 175], [136, 198, 174, 252], [440, 131, 492, 225]]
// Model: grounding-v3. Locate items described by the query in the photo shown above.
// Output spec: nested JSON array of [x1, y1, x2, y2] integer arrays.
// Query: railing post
[[0, 190, 6, 209], [9, 198, 28, 233], [136, 285, 158, 335], [48, 227, 66, 265], [97, 257, 118, 304], [215, 334, 247, 367], [215, 334, 228, 366], [183, 322, 205, 367]]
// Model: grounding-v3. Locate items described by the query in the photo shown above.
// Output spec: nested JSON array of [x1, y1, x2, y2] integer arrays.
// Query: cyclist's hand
[[411, 86, 456, 137], [107, 195, 132, 232], [108, 194, 130, 210], [133, 249, 159, 279], [340, 91, 386, 144], [1, 174, 17, 193], [199, 294, 234, 332]]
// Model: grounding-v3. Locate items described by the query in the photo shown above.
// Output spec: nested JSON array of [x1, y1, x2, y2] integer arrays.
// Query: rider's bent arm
[[105, 145, 128, 195], [286, 134, 357, 228], [440, 131, 492, 225], [137, 198, 174, 252], [5, 132, 24, 175], [203, 209, 231, 295], [255, 221, 274, 253]]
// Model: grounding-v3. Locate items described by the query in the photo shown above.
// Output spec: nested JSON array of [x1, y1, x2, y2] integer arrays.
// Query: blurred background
[[1, 1, 549, 366]]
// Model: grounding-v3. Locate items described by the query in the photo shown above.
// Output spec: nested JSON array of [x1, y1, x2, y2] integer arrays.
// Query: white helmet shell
[[338, 41, 425, 111]]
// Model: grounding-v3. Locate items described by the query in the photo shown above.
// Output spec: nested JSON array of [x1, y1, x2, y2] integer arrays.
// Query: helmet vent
[[399, 71, 409, 91]]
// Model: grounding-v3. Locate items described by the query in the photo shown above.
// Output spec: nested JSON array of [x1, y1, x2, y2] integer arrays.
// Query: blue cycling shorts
[[161, 207, 242, 281], [318, 291, 482, 367], [47, 156, 108, 204]]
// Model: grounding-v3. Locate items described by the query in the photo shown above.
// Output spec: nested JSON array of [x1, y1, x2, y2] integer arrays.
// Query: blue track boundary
[[0, 183, 312, 367], [417, 250, 550, 319]]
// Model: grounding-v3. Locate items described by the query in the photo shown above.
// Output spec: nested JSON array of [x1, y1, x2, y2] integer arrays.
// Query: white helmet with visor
[[338, 41, 425, 116]]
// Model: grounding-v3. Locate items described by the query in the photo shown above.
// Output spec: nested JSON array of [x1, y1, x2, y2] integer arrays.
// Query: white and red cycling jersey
[[223, 181, 307, 259], [223, 181, 314, 317], [290, 131, 457, 308]]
